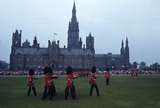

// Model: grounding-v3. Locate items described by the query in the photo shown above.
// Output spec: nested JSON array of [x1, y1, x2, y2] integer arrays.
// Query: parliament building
[[10, 2, 130, 71]]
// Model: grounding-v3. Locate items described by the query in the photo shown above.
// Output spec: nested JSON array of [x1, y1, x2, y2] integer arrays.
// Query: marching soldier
[[27, 68, 37, 96], [89, 66, 100, 96], [42, 65, 58, 100], [65, 66, 78, 100], [104, 68, 111, 86], [48, 70, 58, 100]]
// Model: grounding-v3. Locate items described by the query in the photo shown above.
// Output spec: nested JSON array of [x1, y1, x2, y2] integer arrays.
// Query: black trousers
[[65, 85, 76, 100], [42, 86, 48, 100], [90, 84, 100, 96], [106, 78, 109, 86], [27, 86, 37, 96], [42, 85, 56, 100], [48, 85, 56, 100]]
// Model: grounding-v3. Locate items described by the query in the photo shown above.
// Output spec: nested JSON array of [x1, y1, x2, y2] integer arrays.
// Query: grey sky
[[0, 0, 160, 65]]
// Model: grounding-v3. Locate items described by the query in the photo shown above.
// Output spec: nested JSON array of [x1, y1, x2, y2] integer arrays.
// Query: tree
[[0, 60, 9, 70], [139, 61, 146, 70], [132, 61, 138, 69], [150, 62, 160, 72]]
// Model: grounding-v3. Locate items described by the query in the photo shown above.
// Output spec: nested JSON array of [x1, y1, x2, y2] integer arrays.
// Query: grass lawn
[[0, 76, 160, 108]]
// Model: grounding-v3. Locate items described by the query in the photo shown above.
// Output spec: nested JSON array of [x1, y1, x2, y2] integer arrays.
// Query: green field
[[0, 76, 160, 108]]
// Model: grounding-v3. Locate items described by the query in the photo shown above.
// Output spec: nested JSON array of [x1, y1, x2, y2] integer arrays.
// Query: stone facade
[[10, 2, 130, 71]]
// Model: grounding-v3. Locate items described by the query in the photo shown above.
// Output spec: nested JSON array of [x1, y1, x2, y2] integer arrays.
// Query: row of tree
[[0, 60, 9, 70], [132, 61, 160, 72], [0, 60, 160, 72]]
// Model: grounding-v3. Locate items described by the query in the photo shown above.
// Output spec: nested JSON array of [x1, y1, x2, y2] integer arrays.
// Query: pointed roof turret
[[71, 1, 77, 22], [125, 37, 129, 48], [121, 39, 125, 55], [121, 39, 124, 48]]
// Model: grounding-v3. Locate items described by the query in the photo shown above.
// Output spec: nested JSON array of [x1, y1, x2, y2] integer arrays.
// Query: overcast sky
[[0, 0, 160, 65]]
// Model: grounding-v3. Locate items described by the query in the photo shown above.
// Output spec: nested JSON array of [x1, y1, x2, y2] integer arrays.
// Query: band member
[[48, 69, 58, 100], [42, 65, 58, 100], [65, 66, 78, 100], [27, 68, 37, 96], [131, 68, 138, 77], [42, 66, 50, 100], [104, 68, 111, 86], [89, 66, 100, 96]]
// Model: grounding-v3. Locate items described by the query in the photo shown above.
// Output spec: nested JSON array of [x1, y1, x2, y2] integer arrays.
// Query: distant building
[[10, 2, 130, 71]]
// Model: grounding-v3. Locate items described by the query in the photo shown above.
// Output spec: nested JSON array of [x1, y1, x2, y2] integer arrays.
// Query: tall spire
[[33, 36, 37, 44], [32, 36, 39, 48], [125, 37, 129, 53], [124, 37, 130, 66], [67, 1, 79, 49], [73, 1, 76, 12], [121, 39, 125, 56], [72, 1, 77, 22], [121, 39, 124, 48], [125, 37, 128, 47]]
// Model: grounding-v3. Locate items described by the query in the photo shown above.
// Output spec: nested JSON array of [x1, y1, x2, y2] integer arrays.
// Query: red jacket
[[66, 74, 77, 87], [48, 75, 58, 86], [89, 73, 97, 85], [44, 74, 49, 87], [27, 75, 34, 87], [44, 74, 58, 87], [104, 71, 110, 79]]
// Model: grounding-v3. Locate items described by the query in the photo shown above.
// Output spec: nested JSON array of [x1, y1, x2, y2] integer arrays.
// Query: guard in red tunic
[[89, 66, 100, 96], [104, 68, 111, 86], [42, 66, 58, 100], [42, 66, 50, 100], [48, 70, 58, 100], [65, 66, 78, 100], [27, 68, 37, 96]]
